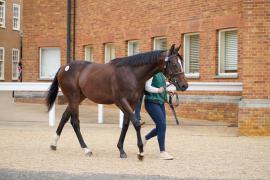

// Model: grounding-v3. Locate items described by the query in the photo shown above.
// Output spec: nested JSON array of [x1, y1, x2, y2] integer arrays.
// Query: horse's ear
[[169, 44, 175, 55], [175, 44, 181, 52]]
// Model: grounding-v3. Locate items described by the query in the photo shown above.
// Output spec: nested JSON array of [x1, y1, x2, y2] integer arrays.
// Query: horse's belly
[[82, 87, 114, 104]]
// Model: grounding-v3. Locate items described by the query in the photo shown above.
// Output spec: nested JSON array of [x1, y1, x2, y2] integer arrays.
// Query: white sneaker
[[160, 151, 174, 160], [142, 137, 147, 147]]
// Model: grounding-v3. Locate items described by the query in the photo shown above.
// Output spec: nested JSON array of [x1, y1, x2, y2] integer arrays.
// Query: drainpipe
[[67, 0, 71, 64], [72, 0, 76, 61]]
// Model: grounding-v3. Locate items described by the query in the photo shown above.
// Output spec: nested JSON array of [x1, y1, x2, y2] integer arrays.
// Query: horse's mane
[[110, 50, 166, 67]]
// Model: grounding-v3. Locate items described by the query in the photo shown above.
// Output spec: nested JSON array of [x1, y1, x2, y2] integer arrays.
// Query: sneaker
[[160, 151, 174, 160], [142, 137, 147, 147]]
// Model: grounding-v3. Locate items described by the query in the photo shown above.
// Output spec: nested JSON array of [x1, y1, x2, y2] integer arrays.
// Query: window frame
[[218, 28, 238, 78], [13, 4, 20, 31], [39, 47, 61, 80], [183, 32, 200, 78], [127, 40, 140, 56], [153, 37, 167, 50], [104, 43, 115, 63], [0, 47, 4, 80], [84, 45, 94, 62], [0, 0, 6, 28], [12, 48, 20, 80]]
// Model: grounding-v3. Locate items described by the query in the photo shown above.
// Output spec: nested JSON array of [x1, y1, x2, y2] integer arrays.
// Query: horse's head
[[163, 44, 188, 91]]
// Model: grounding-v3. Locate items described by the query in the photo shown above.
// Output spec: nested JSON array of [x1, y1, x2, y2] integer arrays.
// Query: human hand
[[158, 87, 165, 93], [168, 91, 175, 96]]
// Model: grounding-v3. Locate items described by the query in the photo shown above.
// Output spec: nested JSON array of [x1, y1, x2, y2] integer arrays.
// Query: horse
[[46, 44, 188, 160]]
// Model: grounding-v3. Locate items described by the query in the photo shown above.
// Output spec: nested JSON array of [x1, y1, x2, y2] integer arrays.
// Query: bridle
[[164, 54, 184, 86]]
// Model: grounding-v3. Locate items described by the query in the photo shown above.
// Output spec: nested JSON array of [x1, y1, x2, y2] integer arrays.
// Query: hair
[[110, 50, 166, 67]]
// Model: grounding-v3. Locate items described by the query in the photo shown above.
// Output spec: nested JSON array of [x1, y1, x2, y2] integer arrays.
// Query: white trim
[[215, 73, 238, 79], [127, 40, 139, 56], [153, 37, 167, 50], [218, 28, 238, 76], [0, 0, 6, 28], [12, 48, 20, 80], [0, 47, 4, 80], [0, 82, 243, 92], [185, 73, 200, 79], [12, 4, 20, 31], [0, 82, 52, 91], [187, 82, 243, 91]]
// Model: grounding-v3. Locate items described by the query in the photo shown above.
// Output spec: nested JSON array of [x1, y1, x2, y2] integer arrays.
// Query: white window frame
[[0, 47, 4, 80], [104, 43, 115, 63], [12, 48, 20, 80], [153, 37, 167, 50], [184, 33, 200, 78], [218, 28, 238, 78], [127, 40, 140, 56], [84, 45, 94, 62], [13, 4, 20, 31], [39, 47, 61, 80], [0, 0, 6, 28]]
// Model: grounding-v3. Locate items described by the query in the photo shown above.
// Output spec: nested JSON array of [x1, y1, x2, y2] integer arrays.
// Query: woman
[[143, 72, 175, 160]]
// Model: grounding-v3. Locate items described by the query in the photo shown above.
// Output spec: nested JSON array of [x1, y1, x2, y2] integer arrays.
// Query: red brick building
[[0, 0, 23, 81], [22, 0, 270, 135]]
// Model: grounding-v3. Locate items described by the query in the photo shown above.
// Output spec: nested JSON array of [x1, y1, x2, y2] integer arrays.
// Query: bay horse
[[46, 44, 188, 160]]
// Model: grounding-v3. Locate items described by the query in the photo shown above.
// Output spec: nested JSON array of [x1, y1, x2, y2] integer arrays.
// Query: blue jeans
[[144, 100, 166, 151]]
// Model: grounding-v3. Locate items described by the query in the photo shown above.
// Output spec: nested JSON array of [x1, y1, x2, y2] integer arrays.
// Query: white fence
[[0, 82, 243, 127]]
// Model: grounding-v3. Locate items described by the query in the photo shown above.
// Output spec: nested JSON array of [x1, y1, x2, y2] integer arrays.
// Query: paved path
[[0, 92, 269, 180]]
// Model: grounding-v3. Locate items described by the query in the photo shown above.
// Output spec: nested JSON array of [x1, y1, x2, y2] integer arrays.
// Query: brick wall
[[22, 0, 67, 81], [238, 1, 270, 135], [21, 0, 270, 135], [0, 0, 22, 81]]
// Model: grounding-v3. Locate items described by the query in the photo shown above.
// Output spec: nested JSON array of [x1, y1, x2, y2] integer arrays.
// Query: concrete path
[[0, 92, 269, 180]]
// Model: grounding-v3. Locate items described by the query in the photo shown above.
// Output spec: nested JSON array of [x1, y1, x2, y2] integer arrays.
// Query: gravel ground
[[0, 92, 269, 180]]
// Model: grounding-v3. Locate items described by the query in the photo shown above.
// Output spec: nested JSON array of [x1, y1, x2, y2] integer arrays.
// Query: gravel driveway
[[0, 92, 269, 180]]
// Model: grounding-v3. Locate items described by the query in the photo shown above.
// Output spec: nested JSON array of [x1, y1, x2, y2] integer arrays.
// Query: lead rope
[[163, 80, 180, 125]]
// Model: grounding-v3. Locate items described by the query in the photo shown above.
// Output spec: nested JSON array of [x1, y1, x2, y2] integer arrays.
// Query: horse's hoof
[[120, 153, 127, 158], [85, 151, 93, 156], [50, 145, 57, 151], [137, 152, 144, 161]]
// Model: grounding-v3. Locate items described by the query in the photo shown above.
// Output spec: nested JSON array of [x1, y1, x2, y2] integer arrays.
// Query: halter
[[163, 54, 185, 87], [164, 55, 184, 75]]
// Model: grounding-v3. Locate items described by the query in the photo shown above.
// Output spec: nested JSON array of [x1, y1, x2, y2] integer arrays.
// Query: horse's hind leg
[[69, 101, 92, 156], [117, 115, 130, 158], [50, 106, 71, 150]]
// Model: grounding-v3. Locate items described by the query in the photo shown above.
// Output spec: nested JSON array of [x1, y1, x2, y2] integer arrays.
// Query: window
[[153, 37, 167, 50], [12, 49, 20, 80], [85, 45, 94, 62], [40, 47, 61, 79], [0, 47, 4, 79], [13, 4, 20, 30], [104, 43, 115, 63], [128, 40, 140, 56], [0, 0, 5, 28], [218, 29, 238, 77], [184, 33, 200, 78]]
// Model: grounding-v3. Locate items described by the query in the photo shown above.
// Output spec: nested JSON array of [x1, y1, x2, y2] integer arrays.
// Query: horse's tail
[[46, 69, 60, 112]]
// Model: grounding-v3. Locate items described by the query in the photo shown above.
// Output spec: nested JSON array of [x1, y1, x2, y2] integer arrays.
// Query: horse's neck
[[135, 59, 164, 85]]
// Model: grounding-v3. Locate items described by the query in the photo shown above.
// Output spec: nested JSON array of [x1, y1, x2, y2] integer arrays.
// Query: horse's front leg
[[117, 114, 130, 158], [118, 98, 144, 160]]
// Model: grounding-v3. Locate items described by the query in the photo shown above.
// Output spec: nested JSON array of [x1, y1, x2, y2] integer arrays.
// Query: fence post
[[98, 104, 104, 123], [49, 103, 56, 126], [119, 110, 124, 128]]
